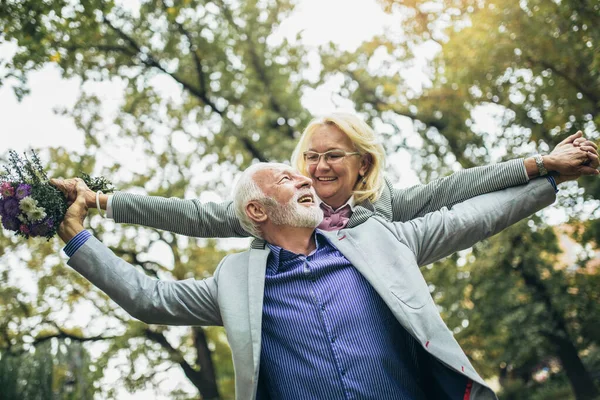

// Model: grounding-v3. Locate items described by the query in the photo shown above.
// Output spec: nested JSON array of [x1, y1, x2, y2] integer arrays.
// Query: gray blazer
[[68, 178, 555, 400], [110, 159, 528, 236]]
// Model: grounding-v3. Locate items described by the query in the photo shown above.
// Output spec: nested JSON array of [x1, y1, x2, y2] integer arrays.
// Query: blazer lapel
[[347, 180, 394, 228], [347, 203, 374, 228], [247, 245, 270, 374]]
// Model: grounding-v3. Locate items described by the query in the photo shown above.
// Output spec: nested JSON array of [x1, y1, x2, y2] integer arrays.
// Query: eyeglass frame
[[302, 149, 362, 165]]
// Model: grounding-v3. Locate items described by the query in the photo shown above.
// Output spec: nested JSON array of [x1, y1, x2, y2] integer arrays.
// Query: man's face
[[253, 166, 323, 228]]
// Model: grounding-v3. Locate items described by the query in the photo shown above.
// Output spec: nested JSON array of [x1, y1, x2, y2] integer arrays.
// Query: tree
[[0, 339, 97, 400]]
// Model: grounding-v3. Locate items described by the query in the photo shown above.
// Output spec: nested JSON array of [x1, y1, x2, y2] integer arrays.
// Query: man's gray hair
[[233, 163, 287, 238]]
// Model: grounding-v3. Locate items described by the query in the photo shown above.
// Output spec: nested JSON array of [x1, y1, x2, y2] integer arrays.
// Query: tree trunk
[[513, 240, 599, 400], [546, 333, 599, 400], [193, 327, 220, 400], [145, 328, 220, 399]]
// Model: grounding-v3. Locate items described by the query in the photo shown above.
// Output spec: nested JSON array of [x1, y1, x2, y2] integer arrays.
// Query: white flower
[[18, 214, 28, 224], [19, 197, 38, 213], [27, 207, 47, 222]]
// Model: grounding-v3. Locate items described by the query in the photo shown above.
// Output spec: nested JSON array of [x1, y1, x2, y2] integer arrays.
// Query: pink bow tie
[[318, 204, 352, 231]]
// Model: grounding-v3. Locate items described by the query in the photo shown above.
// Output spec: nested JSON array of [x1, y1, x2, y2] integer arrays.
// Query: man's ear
[[246, 201, 268, 224]]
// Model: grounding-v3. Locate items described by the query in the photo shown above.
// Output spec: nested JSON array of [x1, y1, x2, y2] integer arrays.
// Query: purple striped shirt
[[257, 231, 431, 399]]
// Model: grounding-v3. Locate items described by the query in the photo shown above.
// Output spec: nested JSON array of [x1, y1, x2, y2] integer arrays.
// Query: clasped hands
[[544, 131, 599, 184]]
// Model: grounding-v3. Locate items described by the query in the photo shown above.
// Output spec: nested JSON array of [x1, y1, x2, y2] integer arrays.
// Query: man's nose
[[296, 174, 313, 188]]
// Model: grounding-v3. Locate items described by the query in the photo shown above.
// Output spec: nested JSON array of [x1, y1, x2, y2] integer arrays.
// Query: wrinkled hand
[[51, 177, 97, 207], [56, 178, 90, 243], [572, 134, 599, 167], [547, 131, 599, 183]]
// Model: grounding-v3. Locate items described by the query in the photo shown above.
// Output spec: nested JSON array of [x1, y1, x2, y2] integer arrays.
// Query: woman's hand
[[545, 131, 599, 183]]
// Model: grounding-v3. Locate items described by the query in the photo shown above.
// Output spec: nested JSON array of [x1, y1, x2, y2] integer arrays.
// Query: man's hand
[[50, 178, 106, 209], [544, 131, 599, 183], [57, 178, 90, 243]]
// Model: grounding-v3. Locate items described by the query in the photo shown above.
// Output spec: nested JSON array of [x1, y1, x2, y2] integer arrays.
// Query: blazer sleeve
[[67, 236, 224, 326], [388, 158, 529, 221], [111, 192, 250, 238], [390, 178, 556, 267]]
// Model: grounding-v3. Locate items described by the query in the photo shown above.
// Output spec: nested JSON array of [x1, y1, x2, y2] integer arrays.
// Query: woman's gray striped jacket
[[110, 159, 529, 236]]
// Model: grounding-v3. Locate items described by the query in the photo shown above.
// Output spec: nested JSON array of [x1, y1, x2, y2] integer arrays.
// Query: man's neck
[[262, 225, 316, 256]]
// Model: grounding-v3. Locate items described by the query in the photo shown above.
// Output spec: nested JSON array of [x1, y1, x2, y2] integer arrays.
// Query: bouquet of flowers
[[0, 150, 114, 240]]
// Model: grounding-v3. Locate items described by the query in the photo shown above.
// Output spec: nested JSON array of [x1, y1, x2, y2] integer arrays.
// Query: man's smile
[[297, 193, 315, 206]]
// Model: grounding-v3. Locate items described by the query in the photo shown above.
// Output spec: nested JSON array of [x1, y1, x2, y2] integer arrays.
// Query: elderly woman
[[55, 112, 598, 235]]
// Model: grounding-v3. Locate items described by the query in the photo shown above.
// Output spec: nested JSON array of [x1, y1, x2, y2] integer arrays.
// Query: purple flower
[[15, 184, 32, 200], [30, 220, 51, 237], [0, 198, 5, 218], [3, 198, 20, 218], [46, 218, 55, 228], [1, 216, 20, 231]]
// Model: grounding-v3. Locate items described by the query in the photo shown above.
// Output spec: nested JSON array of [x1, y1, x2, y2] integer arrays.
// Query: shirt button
[[341, 370, 346, 376], [321, 305, 326, 311], [331, 337, 336, 343]]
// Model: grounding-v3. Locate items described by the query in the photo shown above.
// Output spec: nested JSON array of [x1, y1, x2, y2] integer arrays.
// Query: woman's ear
[[359, 153, 372, 177], [246, 201, 268, 223]]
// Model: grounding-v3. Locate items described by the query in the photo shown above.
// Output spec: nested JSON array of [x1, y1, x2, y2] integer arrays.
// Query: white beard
[[266, 190, 323, 229]]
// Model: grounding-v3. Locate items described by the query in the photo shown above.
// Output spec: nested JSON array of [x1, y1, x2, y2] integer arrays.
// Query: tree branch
[[525, 55, 599, 109], [218, 0, 297, 140], [63, 44, 135, 55], [144, 328, 218, 398], [102, 15, 266, 161], [3, 325, 119, 357], [35, 331, 119, 345], [102, 16, 224, 116], [159, 0, 209, 97]]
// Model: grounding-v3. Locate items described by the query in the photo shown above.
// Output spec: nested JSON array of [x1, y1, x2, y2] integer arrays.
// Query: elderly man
[[59, 163, 567, 400]]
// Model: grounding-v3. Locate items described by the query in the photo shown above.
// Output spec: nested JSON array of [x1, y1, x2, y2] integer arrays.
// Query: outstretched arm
[[58, 181, 223, 326], [51, 179, 250, 238], [388, 131, 598, 221], [392, 177, 557, 267], [388, 158, 528, 221], [110, 193, 248, 238], [69, 237, 224, 326]]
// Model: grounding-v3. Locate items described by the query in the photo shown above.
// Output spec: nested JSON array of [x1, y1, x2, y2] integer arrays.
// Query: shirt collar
[[266, 230, 331, 274], [318, 195, 356, 213]]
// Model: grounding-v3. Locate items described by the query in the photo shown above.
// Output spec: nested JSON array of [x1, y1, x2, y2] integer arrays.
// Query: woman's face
[[306, 124, 368, 209]]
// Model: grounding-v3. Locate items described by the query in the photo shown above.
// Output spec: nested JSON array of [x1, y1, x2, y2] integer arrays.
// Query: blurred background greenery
[[0, 0, 599, 399]]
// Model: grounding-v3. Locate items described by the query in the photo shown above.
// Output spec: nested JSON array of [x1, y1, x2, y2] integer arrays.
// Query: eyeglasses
[[303, 150, 361, 165]]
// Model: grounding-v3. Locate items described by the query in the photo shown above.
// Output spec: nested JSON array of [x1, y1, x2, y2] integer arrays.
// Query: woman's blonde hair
[[291, 112, 386, 204]]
